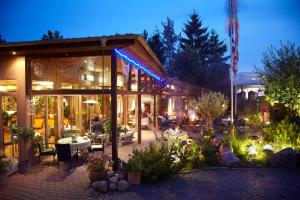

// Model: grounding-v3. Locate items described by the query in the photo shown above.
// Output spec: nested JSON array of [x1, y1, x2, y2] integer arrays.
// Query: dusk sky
[[1, 0, 300, 72]]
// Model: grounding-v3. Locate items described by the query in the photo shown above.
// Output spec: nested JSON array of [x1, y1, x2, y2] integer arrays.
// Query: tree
[[0, 34, 5, 43], [141, 29, 149, 42], [41, 30, 63, 40], [148, 29, 165, 65], [206, 30, 230, 94], [162, 17, 178, 73], [192, 92, 228, 128], [258, 42, 300, 115]]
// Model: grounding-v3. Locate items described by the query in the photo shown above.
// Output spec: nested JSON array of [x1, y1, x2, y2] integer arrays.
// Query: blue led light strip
[[114, 49, 162, 81]]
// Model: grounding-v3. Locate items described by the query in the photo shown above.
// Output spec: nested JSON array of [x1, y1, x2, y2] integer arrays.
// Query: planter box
[[127, 172, 141, 185]]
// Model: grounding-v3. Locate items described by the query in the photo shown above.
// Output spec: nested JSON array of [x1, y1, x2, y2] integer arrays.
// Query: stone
[[92, 181, 108, 193], [107, 171, 115, 178], [221, 151, 239, 166], [109, 183, 117, 191], [219, 144, 233, 156], [115, 173, 124, 180], [118, 180, 129, 191], [270, 147, 298, 169], [109, 176, 118, 183]]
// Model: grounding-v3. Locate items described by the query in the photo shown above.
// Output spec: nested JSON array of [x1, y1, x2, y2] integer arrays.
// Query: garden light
[[247, 145, 258, 155], [263, 144, 273, 151]]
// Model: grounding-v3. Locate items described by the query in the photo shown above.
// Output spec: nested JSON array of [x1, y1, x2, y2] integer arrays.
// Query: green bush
[[169, 138, 202, 171], [201, 141, 218, 165], [126, 143, 174, 183], [263, 117, 300, 152], [0, 155, 8, 173]]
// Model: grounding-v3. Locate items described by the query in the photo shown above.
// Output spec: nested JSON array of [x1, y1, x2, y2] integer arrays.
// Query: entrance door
[[0, 95, 18, 159]]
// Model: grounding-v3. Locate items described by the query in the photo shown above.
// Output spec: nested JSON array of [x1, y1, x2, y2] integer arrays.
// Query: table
[[58, 136, 91, 155]]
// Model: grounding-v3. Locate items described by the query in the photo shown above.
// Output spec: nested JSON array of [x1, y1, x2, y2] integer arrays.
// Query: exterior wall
[[0, 56, 30, 160], [0, 56, 29, 127]]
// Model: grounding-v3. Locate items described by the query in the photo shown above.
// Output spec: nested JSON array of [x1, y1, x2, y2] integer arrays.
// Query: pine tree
[[141, 29, 149, 42], [180, 10, 209, 52], [148, 29, 165, 65], [162, 17, 178, 72], [41, 30, 63, 40]]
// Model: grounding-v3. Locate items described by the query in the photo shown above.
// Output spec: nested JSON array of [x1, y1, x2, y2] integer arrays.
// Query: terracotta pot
[[18, 160, 30, 174], [89, 171, 107, 182], [127, 172, 141, 185], [0, 171, 8, 186]]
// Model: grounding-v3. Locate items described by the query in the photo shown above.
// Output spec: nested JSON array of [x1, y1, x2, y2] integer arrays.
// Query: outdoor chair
[[90, 137, 106, 152], [37, 142, 56, 162], [157, 116, 170, 131], [120, 131, 134, 145], [153, 128, 164, 141], [55, 143, 72, 168]]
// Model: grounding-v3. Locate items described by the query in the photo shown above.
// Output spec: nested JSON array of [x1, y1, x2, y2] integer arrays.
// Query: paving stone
[[1, 163, 300, 200]]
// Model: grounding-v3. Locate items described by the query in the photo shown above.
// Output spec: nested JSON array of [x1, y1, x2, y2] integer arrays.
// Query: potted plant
[[125, 149, 142, 185], [0, 155, 9, 186], [17, 127, 35, 173], [85, 153, 113, 182]]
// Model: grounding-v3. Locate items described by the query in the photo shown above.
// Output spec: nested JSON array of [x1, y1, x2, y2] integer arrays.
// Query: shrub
[[263, 117, 300, 152], [126, 143, 174, 183], [169, 138, 202, 171], [201, 141, 218, 165], [0, 155, 8, 173]]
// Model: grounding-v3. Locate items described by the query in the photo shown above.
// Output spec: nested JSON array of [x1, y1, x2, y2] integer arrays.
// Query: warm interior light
[[12, 51, 16, 55], [83, 100, 98, 104], [131, 83, 137, 90]]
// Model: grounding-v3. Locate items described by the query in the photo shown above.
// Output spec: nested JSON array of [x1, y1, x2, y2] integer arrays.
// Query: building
[[236, 72, 264, 101], [0, 34, 207, 165]]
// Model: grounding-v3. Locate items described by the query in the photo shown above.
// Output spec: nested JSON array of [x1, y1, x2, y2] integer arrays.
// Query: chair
[[90, 135, 106, 152], [120, 131, 134, 145], [37, 142, 56, 162], [55, 143, 71, 168]]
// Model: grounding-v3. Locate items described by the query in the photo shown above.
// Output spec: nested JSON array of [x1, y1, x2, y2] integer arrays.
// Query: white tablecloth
[[58, 136, 91, 155]]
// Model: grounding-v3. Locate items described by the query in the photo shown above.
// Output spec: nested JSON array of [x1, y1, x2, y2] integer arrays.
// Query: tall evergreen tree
[[148, 29, 165, 65], [180, 10, 209, 52], [141, 29, 149, 42], [41, 30, 63, 40], [162, 17, 177, 72], [0, 34, 5, 43]]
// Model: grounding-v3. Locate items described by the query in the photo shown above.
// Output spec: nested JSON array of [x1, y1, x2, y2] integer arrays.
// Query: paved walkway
[[1, 163, 300, 200]]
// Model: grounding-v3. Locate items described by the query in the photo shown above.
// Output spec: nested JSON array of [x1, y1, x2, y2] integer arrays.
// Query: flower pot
[[89, 171, 107, 182], [18, 160, 30, 174], [0, 171, 8, 186], [127, 172, 141, 185]]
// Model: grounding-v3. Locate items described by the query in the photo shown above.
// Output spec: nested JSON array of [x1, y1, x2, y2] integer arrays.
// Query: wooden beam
[[111, 51, 118, 170], [153, 94, 157, 128], [137, 69, 142, 144]]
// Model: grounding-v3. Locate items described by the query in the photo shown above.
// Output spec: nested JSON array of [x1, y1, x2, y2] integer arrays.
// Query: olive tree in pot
[[191, 92, 228, 129], [17, 127, 35, 173], [0, 155, 9, 186]]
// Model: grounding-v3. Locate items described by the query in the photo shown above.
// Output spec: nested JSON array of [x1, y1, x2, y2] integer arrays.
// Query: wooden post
[[111, 51, 118, 170], [128, 64, 132, 91], [153, 94, 157, 128], [137, 70, 141, 144]]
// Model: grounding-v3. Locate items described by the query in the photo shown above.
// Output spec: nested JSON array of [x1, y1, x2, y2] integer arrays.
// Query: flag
[[227, 0, 239, 75]]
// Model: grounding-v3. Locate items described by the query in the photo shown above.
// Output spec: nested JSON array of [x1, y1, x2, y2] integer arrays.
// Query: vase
[[89, 171, 107, 182], [127, 172, 141, 185]]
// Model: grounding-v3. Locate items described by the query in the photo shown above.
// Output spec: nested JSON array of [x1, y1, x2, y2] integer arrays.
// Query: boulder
[[270, 148, 298, 169], [115, 173, 124, 180], [222, 151, 239, 166], [109, 176, 118, 183], [118, 180, 130, 191], [92, 181, 108, 193], [109, 183, 117, 191], [107, 171, 115, 179]]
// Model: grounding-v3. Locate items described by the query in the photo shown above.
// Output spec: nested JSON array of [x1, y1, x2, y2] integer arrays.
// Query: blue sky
[[0, 0, 299, 72]]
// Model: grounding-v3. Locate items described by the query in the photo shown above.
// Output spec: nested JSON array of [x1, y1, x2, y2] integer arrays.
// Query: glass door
[[1, 95, 18, 159]]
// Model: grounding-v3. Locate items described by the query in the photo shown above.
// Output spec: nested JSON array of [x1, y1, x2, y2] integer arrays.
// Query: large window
[[30, 56, 112, 90]]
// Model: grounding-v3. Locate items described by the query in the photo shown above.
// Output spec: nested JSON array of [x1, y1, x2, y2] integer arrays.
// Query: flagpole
[[229, 0, 234, 125]]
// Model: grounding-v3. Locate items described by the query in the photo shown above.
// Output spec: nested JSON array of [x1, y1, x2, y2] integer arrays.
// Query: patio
[[1, 164, 300, 200]]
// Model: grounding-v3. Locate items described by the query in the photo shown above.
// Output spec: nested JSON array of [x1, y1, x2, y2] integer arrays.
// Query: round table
[[58, 136, 91, 155]]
